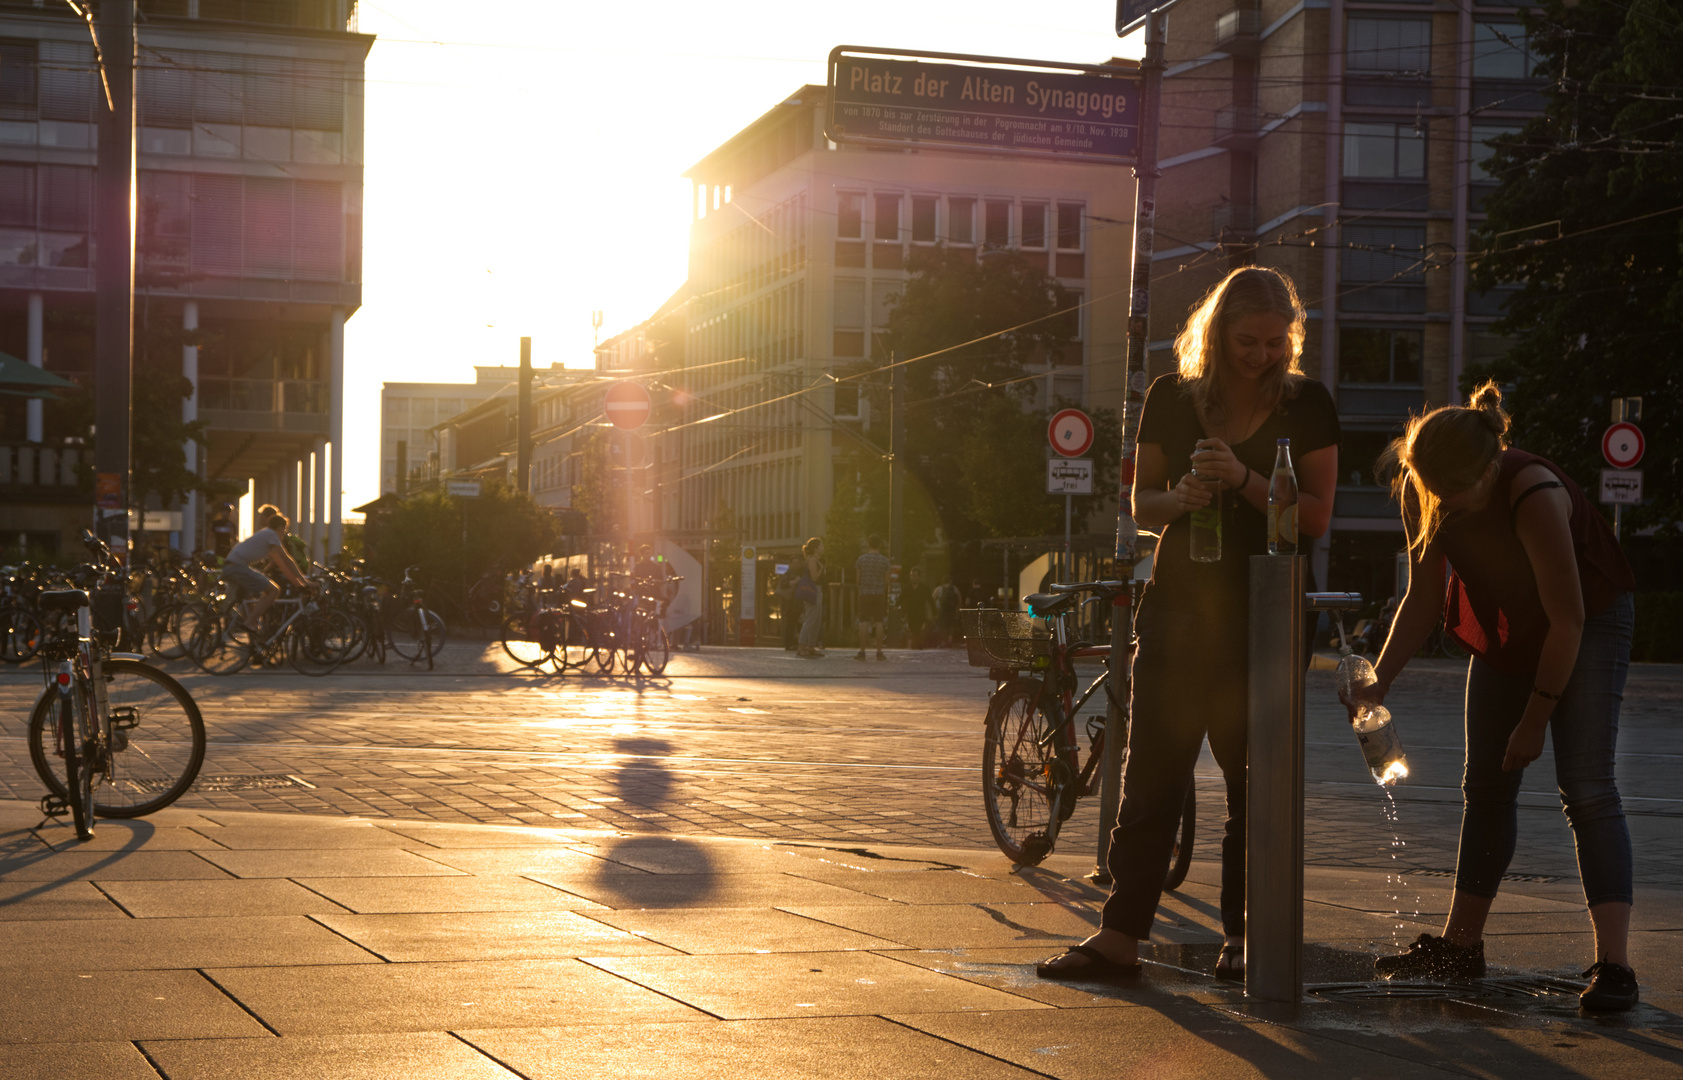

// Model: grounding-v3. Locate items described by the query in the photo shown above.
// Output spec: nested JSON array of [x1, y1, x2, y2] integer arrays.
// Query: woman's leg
[[1203, 680, 1251, 947], [1444, 656, 1531, 943]]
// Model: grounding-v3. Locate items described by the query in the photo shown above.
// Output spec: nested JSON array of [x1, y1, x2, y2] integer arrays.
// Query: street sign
[[446, 480, 481, 498], [827, 47, 1141, 165], [1602, 422, 1644, 469], [605, 381, 651, 431], [1600, 469, 1642, 506], [1048, 458, 1094, 494], [1117, 0, 1177, 35], [1048, 408, 1095, 457]]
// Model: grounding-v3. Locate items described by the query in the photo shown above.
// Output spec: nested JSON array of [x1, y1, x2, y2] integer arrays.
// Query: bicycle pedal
[[37, 793, 69, 820], [1019, 832, 1055, 866]]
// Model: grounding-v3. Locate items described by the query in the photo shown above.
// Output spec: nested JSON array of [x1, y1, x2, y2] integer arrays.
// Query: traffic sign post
[[1048, 408, 1095, 458], [1047, 413, 1095, 583], [1603, 400, 1645, 540]]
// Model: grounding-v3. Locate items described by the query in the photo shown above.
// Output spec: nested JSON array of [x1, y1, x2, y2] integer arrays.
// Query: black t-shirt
[[1137, 373, 1340, 622]]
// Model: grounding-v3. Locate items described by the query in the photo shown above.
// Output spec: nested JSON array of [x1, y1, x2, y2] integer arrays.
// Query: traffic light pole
[[1096, 8, 1165, 881], [93, 0, 136, 552]]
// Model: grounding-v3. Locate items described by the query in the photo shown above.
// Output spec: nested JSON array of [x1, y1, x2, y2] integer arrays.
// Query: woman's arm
[[1502, 464, 1585, 771], [1346, 516, 1444, 714], [1212, 443, 1337, 536], [1133, 442, 1213, 530]]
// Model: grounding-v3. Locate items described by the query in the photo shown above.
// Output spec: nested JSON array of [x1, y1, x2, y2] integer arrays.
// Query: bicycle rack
[[1247, 554, 1363, 1004]]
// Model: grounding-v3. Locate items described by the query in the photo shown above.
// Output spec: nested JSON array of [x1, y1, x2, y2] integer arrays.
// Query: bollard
[[1246, 557, 1364, 1002]]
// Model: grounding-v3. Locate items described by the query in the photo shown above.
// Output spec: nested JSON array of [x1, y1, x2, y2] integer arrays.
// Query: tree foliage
[[368, 482, 559, 591], [1471, 0, 1682, 531]]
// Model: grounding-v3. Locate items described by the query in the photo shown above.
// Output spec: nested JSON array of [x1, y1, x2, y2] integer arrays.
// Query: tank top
[[1431, 450, 1634, 675]]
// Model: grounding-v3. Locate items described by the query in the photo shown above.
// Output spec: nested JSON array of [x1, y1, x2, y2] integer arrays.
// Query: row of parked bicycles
[[1, 545, 446, 677], [497, 574, 681, 677]]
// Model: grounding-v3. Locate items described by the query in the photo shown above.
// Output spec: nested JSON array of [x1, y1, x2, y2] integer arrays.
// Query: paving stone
[[312, 910, 683, 962], [779, 902, 1099, 951], [195, 848, 466, 879], [0, 970, 268, 1043], [407, 847, 624, 878], [187, 825, 421, 850], [458, 1016, 1047, 1079], [790, 866, 1089, 905], [294, 874, 608, 914], [0, 880, 127, 921], [587, 951, 1053, 1019], [32, 823, 228, 852], [586, 908, 904, 954], [204, 959, 709, 1034], [98, 878, 351, 918], [0, 1040, 163, 1079], [142, 1032, 523, 1079], [0, 849, 232, 882], [0, 915, 380, 971], [531, 872, 898, 910]]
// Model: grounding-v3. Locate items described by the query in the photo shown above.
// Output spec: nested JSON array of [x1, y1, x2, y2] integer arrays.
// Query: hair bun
[[1468, 380, 1510, 438]]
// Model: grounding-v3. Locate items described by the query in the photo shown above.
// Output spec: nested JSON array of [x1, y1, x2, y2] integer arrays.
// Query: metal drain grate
[[190, 774, 317, 792], [1403, 868, 1564, 884], [1311, 977, 1582, 1003]]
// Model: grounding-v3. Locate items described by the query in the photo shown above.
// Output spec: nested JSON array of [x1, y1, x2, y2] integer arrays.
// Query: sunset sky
[[341, 0, 1141, 509]]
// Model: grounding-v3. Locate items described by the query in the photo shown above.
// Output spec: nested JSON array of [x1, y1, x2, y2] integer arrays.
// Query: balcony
[[1334, 485, 1402, 519], [0, 443, 88, 503], [1215, 8, 1262, 56], [1337, 383, 1425, 419], [1213, 105, 1260, 149]]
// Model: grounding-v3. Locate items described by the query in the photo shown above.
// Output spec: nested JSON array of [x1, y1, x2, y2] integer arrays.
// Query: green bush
[[1633, 592, 1683, 663], [368, 482, 559, 602]]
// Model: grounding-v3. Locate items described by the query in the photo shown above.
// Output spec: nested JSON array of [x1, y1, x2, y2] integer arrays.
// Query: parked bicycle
[[966, 580, 1196, 883]]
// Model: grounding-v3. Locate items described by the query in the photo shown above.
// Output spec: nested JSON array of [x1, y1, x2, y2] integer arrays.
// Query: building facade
[[381, 366, 524, 494], [1146, 0, 1539, 597], [0, 0, 369, 559]]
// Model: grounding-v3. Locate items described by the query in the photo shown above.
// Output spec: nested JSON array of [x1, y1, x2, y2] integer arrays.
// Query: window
[[1338, 430, 1400, 488], [1346, 18, 1431, 74], [874, 193, 900, 241], [1344, 122, 1425, 178], [1021, 202, 1048, 248], [1056, 202, 1084, 250], [1339, 327, 1423, 383], [947, 197, 974, 244], [1470, 124, 1523, 182], [38, 165, 91, 232], [0, 164, 32, 227], [0, 40, 36, 108], [837, 192, 863, 239], [984, 200, 1011, 248], [1473, 23, 1535, 80], [833, 279, 865, 357], [911, 195, 937, 243], [1341, 224, 1427, 283]]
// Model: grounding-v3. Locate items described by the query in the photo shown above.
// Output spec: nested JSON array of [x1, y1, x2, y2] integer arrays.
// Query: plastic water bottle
[[1335, 650, 1409, 786], [1267, 438, 1298, 555], [1188, 469, 1223, 563]]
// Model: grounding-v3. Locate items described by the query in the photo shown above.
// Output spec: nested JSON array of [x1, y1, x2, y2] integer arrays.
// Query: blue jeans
[[1455, 592, 1634, 907]]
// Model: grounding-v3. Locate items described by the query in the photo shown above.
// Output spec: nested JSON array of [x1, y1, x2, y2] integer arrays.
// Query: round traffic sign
[[605, 380, 651, 431], [1048, 408, 1095, 457], [1602, 422, 1644, 469]]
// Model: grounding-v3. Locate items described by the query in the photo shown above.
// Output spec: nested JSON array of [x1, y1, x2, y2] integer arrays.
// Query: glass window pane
[[984, 200, 1011, 248], [0, 163, 33, 227], [911, 195, 936, 242], [1342, 224, 1427, 283], [837, 193, 863, 239], [1473, 23, 1530, 79], [1348, 17, 1431, 73], [1338, 328, 1390, 382], [1390, 331, 1423, 382], [947, 197, 974, 243], [1021, 201, 1047, 248], [1344, 122, 1396, 178], [1396, 126, 1425, 177], [833, 279, 865, 329], [1469, 123, 1523, 182], [874, 193, 900, 241], [0, 41, 37, 108], [1057, 202, 1084, 249]]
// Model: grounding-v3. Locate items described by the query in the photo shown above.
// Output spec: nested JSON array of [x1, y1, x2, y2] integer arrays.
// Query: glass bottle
[[1188, 467, 1222, 563], [1267, 438, 1299, 556], [1335, 648, 1409, 786]]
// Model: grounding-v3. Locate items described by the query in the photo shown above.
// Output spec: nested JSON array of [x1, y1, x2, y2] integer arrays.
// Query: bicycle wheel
[[53, 693, 95, 841], [557, 611, 595, 670], [391, 607, 447, 661], [190, 610, 250, 676], [638, 621, 671, 676], [143, 602, 187, 661], [288, 609, 355, 676], [0, 605, 43, 663], [1164, 780, 1197, 891], [500, 613, 551, 668], [981, 680, 1065, 865], [30, 659, 206, 818]]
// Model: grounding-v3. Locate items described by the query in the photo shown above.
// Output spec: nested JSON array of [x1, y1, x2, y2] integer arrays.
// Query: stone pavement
[[1, 801, 1681, 1079]]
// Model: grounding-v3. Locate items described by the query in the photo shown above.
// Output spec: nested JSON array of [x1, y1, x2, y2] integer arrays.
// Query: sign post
[[739, 546, 757, 647], [1602, 400, 1644, 540], [1049, 409, 1095, 581], [606, 381, 652, 563]]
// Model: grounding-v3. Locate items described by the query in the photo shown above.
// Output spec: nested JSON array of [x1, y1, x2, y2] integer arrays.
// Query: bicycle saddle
[[1024, 592, 1077, 616], [37, 589, 91, 612]]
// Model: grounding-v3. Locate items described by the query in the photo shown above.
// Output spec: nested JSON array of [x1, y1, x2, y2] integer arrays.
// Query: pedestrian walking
[[796, 537, 826, 658], [930, 575, 962, 647], [902, 565, 931, 648], [1037, 266, 1339, 984], [854, 535, 891, 661], [1349, 383, 1640, 1011]]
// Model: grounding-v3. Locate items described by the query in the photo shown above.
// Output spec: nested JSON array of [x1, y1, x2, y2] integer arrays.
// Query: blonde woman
[[1038, 266, 1339, 983], [1350, 384, 1638, 1010]]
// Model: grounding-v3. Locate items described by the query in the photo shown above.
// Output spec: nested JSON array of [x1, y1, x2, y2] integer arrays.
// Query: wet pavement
[[1, 647, 1681, 1075]]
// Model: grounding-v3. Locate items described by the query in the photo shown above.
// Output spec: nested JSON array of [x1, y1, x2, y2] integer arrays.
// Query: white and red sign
[[1048, 408, 1094, 457], [1602, 422, 1644, 469], [605, 381, 652, 431]]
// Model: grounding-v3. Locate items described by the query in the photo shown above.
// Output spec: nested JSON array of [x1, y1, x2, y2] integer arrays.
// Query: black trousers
[[1101, 603, 1249, 941]]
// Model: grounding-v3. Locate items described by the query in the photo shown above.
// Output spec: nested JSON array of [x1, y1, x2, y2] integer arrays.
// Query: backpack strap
[[1509, 480, 1563, 524]]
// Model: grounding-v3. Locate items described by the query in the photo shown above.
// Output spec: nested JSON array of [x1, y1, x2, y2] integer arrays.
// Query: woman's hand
[[1192, 438, 1247, 489], [1340, 678, 1386, 722], [1502, 718, 1548, 772], [1171, 471, 1214, 515]]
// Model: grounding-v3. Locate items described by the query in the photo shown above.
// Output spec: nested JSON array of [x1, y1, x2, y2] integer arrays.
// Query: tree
[[1471, 0, 1682, 532], [877, 246, 1120, 545], [368, 482, 559, 598]]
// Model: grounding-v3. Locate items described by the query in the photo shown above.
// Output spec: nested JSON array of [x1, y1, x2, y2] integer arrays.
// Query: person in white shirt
[[222, 513, 313, 629]]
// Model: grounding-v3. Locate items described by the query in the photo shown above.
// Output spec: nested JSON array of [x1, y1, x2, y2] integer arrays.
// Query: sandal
[[1214, 944, 1244, 981], [1036, 943, 1142, 982]]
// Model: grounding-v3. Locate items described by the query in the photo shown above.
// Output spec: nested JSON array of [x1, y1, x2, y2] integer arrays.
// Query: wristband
[[1235, 465, 1251, 491], [1531, 685, 1562, 702]]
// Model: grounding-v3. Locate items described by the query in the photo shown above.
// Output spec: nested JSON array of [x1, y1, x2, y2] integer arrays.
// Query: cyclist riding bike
[[221, 512, 315, 632]]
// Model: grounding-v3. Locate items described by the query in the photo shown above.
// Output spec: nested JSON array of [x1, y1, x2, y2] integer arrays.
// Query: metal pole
[[1096, 7, 1165, 882], [1247, 555, 1307, 1003], [1063, 494, 1072, 582], [94, 0, 136, 553], [517, 337, 533, 494], [889, 353, 906, 566]]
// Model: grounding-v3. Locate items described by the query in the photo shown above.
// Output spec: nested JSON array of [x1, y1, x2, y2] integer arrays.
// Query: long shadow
[[583, 737, 717, 906], [0, 816, 163, 906]]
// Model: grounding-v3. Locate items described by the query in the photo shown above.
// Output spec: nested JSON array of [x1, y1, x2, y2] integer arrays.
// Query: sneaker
[[876, 651, 888, 661], [1374, 933, 1486, 980], [1580, 960, 1639, 1012], [854, 651, 867, 661]]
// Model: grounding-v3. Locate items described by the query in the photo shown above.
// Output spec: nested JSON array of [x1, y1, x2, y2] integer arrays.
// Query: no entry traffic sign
[[1048, 408, 1095, 457], [605, 381, 651, 431], [1602, 422, 1644, 469]]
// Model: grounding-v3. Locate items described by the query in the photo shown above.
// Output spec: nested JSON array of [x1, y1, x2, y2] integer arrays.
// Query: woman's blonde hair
[[1174, 266, 1307, 420], [1382, 380, 1511, 553]]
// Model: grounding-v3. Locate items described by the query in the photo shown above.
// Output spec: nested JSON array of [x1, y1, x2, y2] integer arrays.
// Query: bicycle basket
[[959, 608, 1051, 670]]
